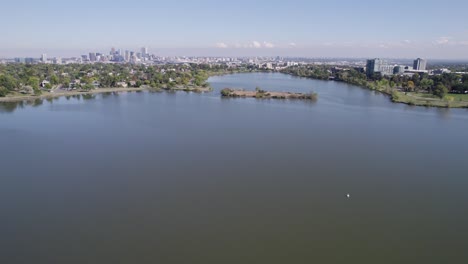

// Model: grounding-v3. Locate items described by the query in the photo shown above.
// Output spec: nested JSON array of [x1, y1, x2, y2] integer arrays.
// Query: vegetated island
[[221, 87, 318, 101]]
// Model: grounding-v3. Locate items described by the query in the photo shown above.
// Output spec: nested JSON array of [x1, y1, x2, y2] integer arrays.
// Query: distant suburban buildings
[[14, 57, 26, 63], [366, 58, 428, 77], [8, 49, 459, 77]]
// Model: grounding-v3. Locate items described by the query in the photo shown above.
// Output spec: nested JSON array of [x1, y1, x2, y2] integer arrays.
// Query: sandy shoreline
[[0, 86, 211, 103], [0, 87, 147, 103]]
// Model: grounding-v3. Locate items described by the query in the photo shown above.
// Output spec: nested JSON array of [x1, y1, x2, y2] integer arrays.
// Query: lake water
[[1, 72, 467, 263]]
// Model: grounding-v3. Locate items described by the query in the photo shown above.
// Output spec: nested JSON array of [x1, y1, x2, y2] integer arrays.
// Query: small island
[[221, 87, 318, 101]]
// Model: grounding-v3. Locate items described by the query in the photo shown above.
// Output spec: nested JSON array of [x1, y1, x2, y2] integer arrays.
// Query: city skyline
[[1, 0, 468, 59]]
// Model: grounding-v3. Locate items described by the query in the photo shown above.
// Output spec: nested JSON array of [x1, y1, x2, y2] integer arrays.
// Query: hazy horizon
[[1, 0, 468, 59], [3, 48, 468, 61]]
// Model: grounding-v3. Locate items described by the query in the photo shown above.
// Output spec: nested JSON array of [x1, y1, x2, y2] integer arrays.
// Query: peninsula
[[0, 63, 228, 103]]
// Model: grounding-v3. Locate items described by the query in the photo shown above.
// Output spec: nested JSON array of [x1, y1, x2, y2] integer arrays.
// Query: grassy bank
[[391, 91, 468, 108], [350, 81, 468, 108], [283, 70, 468, 108]]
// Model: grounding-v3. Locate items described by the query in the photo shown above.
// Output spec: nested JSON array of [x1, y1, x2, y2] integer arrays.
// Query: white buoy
[[346, 193, 350, 198]]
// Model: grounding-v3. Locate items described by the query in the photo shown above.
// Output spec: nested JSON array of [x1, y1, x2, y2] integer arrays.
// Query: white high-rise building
[[41, 54, 47, 63], [366, 58, 393, 76], [413, 58, 427, 71]]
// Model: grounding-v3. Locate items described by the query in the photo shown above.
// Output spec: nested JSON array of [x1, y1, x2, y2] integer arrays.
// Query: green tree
[[50, 75, 59, 85], [0, 75, 18, 91], [433, 84, 448, 98], [82, 84, 94, 91], [420, 78, 434, 91], [27, 77, 40, 88], [221, 88, 232, 96], [462, 75, 468, 84], [0, 86, 8, 97], [411, 73, 421, 86], [62, 76, 71, 88], [81, 77, 93, 85]]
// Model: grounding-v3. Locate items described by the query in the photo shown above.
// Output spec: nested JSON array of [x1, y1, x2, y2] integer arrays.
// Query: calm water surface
[[1, 73, 467, 263]]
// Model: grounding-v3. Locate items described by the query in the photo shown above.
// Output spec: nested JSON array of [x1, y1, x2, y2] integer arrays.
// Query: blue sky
[[1, 0, 468, 58]]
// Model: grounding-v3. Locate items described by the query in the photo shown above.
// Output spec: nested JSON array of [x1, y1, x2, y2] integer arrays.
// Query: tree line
[[0, 63, 253, 97], [282, 65, 468, 98]]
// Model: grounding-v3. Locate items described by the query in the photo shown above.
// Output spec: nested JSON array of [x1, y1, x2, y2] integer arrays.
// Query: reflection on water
[[82, 94, 96, 100], [0, 88, 202, 113], [0, 94, 95, 113], [0, 99, 47, 112], [435, 107, 453, 120], [148, 89, 163, 94], [101, 92, 114, 99], [0, 101, 24, 112], [28, 99, 44, 107]]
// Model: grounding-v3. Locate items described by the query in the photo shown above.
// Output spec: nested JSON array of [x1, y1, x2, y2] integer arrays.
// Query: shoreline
[[0, 87, 147, 103], [221, 88, 318, 100], [283, 72, 468, 109], [0, 86, 211, 103], [2, 71, 467, 108], [214, 70, 468, 108]]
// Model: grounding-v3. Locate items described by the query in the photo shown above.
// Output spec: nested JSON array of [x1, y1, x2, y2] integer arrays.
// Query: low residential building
[[40, 80, 50, 88], [432, 68, 451, 75], [393, 65, 406, 74], [116, 82, 128, 88]]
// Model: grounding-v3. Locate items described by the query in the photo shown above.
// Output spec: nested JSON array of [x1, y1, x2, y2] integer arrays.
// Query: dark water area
[[1, 73, 467, 263]]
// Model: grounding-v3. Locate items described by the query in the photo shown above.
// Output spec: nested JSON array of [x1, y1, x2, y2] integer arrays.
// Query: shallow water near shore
[[1, 72, 468, 263]]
